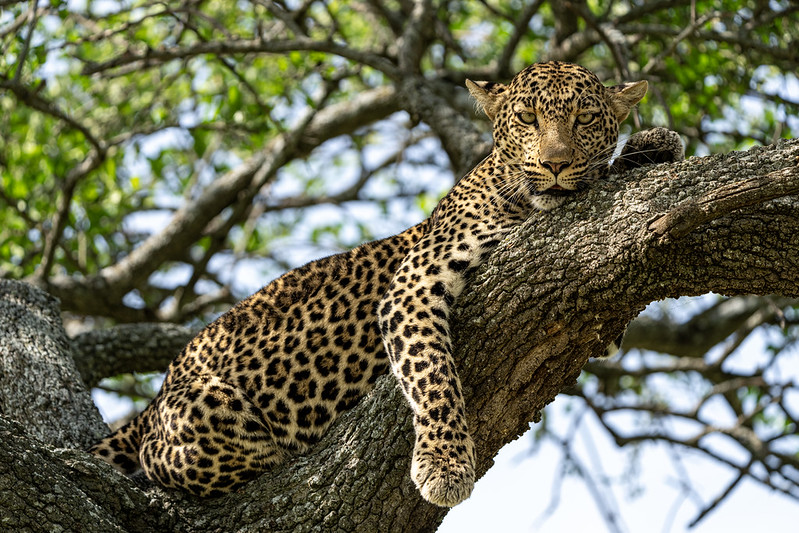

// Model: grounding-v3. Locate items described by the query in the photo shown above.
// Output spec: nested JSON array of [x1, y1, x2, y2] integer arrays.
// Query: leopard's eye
[[576, 112, 596, 125], [517, 111, 537, 126]]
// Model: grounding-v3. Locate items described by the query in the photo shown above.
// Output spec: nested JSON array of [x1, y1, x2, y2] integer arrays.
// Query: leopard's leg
[[378, 212, 510, 507], [612, 126, 684, 171], [139, 375, 284, 497]]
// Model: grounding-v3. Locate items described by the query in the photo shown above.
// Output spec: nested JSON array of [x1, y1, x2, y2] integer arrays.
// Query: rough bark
[[0, 282, 107, 449], [1, 138, 798, 532]]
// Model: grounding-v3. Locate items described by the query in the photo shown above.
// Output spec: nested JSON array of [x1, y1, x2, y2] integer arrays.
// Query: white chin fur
[[531, 195, 569, 211]]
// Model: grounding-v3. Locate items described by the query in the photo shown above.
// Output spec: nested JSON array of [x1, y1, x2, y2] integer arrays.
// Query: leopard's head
[[467, 61, 647, 210]]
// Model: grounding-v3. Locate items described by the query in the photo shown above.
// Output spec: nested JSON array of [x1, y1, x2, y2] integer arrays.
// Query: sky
[[439, 411, 799, 533]]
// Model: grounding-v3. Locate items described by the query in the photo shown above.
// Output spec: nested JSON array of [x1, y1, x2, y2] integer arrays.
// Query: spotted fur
[[89, 62, 683, 505]]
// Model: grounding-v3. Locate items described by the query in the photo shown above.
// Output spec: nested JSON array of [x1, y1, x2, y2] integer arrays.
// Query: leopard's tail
[[88, 408, 148, 474]]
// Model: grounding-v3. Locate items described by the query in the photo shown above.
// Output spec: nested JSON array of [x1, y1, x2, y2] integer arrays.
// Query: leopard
[[89, 61, 683, 507]]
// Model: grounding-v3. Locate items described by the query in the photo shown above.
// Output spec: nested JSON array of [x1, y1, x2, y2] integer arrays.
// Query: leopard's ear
[[466, 80, 508, 122], [607, 80, 648, 122]]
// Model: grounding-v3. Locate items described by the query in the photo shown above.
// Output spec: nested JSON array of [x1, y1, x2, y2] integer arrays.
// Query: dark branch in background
[[0, 79, 105, 154], [565, 1, 632, 85], [174, 12, 275, 117], [396, 0, 433, 73], [641, 11, 720, 75], [552, 0, 584, 48], [12, 0, 39, 81], [399, 78, 491, 178], [71, 323, 196, 388], [622, 295, 798, 358], [613, 0, 694, 24], [34, 149, 105, 283], [496, 0, 545, 77], [0, 5, 44, 40], [79, 37, 400, 79], [618, 22, 799, 69]]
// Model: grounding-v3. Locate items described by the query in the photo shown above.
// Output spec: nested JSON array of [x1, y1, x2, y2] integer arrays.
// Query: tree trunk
[[1, 139, 798, 532]]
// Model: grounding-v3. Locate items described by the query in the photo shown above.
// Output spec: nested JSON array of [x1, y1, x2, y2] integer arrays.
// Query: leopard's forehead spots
[[507, 61, 607, 116]]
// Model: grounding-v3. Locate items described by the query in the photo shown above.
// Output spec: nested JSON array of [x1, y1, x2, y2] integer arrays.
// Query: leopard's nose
[[539, 158, 573, 176]]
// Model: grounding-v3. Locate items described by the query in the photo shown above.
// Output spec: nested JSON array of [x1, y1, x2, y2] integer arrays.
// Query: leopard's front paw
[[614, 127, 684, 171], [410, 436, 475, 507]]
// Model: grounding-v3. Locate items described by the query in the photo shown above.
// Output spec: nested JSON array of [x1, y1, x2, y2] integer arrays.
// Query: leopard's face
[[467, 61, 648, 210]]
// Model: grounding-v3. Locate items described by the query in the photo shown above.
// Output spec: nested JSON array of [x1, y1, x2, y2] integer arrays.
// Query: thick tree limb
[[0, 281, 106, 449], [1, 139, 798, 531], [0, 416, 173, 533]]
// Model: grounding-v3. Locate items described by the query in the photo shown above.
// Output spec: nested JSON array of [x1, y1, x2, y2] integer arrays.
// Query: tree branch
[[12, 0, 39, 81], [33, 148, 105, 283], [79, 37, 399, 79], [0, 79, 105, 154], [0, 281, 107, 448], [70, 323, 196, 388], [397, 0, 433, 73], [621, 295, 798, 358], [648, 164, 799, 240], [398, 78, 491, 178], [0, 414, 180, 532], [496, 0, 545, 77]]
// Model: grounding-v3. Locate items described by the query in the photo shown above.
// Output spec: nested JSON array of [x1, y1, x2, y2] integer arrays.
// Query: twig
[[13, 0, 39, 81], [33, 149, 105, 282], [642, 12, 720, 75], [687, 460, 752, 528]]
